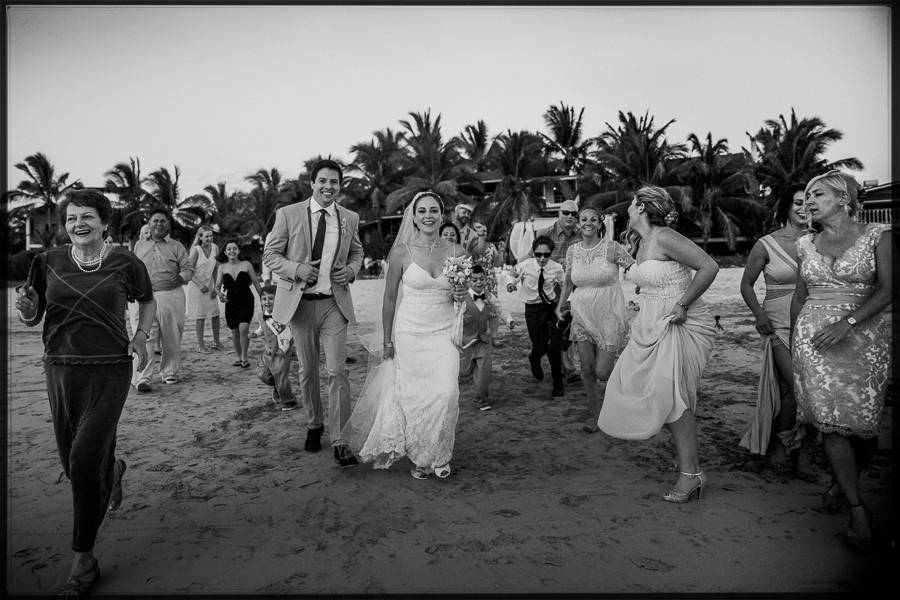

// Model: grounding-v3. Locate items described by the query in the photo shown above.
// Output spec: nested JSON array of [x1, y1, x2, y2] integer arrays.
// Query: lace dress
[[793, 223, 891, 438], [186, 244, 220, 319], [740, 235, 799, 454], [343, 262, 460, 470], [566, 240, 635, 351], [598, 260, 715, 439]]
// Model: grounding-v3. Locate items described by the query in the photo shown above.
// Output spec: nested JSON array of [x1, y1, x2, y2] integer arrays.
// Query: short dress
[[186, 244, 220, 319], [566, 240, 635, 352], [222, 270, 254, 329], [792, 223, 891, 438]]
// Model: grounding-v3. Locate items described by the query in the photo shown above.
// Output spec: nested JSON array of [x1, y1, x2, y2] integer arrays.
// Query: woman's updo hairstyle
[[635, 185, 679, 227], [804, 170, 859, 217], [410, 191, 445, 230], [578, 206, 606, 238]]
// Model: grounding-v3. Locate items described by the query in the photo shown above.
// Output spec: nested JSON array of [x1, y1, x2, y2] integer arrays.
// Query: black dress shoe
[[529, 356, 544, 381], [304, 425, 324, 452], [346, 355, 357, 364], [335, 446, 359, 467], [551, 380, 564, 397]]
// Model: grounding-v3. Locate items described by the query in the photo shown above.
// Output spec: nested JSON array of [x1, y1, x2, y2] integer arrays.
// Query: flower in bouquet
[[442, 255, 473, 287]]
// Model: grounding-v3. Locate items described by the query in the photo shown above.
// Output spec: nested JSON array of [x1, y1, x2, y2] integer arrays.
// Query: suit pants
[[524, 302, 562, 383], [290, 296, 350, 445], [263, 348, 294, 402], [460, 340, 492, 400], [131, 287, 185, 384]]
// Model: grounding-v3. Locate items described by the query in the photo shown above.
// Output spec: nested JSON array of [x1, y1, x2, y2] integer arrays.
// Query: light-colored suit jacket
[[263, 199, 364, 325]]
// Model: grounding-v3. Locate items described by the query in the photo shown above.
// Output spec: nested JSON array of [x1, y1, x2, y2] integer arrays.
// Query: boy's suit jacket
[[263, 199, 364, 325]]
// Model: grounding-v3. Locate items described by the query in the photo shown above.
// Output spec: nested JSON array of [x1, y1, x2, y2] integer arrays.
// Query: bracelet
[[383, 341, 394, 347], [676, 301, 689, 310], [135, 327, 149, 338]]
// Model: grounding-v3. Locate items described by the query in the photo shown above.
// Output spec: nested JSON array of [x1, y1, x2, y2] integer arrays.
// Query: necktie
[[537, 266, 552, 304], [310, 208, 326, 284]]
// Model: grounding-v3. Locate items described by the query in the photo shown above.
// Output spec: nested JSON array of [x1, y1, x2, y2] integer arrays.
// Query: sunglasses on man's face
[[560, 210, 577, 216], [534, 252, 552, 258]]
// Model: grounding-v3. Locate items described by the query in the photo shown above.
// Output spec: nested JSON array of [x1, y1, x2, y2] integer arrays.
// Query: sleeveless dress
[[343, 261, 460, 471], [222, 270, 254, 329], [739, 235, 799, 454], [186, 244, 220, 319], [793, 223, 891, 438], [598, 260, 715, 439], [567, 240, 635, 352]]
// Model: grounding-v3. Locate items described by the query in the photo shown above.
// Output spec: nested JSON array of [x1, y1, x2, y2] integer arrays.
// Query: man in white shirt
[[507, 236, 566, 397], [452, 203, 476, 248]]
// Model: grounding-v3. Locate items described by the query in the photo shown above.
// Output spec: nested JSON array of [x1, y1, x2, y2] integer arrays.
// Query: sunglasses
[[534, 252, 552, 258], [560, 210, 577, 216]]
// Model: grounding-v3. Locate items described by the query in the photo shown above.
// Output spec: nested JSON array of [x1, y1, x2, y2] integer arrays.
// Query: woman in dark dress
[[15, 190, 156, 597], [215, 240, 262, 368]]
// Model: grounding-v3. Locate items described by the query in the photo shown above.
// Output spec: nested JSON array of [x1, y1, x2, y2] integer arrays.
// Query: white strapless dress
[[342, 262, 460, 471]]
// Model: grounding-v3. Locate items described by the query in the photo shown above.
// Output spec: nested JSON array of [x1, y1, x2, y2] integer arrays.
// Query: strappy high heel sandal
[[410, 466, 430, 480], [434, 464, 451, 479], [663, 471, 706, 504], [843, 502, 874, 554]]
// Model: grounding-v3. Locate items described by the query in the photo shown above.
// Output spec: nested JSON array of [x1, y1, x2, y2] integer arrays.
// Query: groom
[[263, 158, 364, 467]]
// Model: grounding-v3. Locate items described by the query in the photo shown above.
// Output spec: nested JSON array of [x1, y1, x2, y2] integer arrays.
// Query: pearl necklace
[[71, 244, 107, 273]]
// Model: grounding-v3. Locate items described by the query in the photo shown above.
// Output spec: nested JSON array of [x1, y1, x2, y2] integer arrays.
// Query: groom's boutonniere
[[339, 216, 348, 235]]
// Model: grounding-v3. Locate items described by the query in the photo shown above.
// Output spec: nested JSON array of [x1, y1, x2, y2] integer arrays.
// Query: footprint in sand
[[630, 556, 675, 572]]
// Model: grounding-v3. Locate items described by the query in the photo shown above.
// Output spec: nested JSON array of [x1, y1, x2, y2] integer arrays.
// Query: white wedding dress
[[342, 261, 460, 471]]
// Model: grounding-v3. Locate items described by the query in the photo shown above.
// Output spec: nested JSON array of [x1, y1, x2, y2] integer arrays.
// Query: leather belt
[[302, 293, 333, 301]]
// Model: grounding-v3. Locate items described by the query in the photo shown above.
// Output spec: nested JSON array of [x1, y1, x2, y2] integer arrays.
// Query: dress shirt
[[308, 198, 340, 296], [513, 258, 564, 304], [134, 236, 193, 292]]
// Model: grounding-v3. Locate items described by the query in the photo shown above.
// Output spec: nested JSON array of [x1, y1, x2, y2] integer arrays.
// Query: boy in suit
[[252, 284, 297, 411], [459, 265, 516, 410]]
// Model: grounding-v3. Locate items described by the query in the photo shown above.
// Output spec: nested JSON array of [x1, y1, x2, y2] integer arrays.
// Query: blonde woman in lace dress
[[186, 226, 222, 352], [598, 186, 718, 503], [791, 170, 892, 553], [557, 207, 634, 433]]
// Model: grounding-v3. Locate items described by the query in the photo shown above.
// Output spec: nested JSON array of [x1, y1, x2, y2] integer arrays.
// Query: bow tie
[[472, 293, 486, 301], [263, 313, 272, 320]]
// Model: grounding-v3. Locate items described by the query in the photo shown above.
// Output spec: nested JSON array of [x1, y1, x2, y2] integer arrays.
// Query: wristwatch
[[845, 316, 858, 327]]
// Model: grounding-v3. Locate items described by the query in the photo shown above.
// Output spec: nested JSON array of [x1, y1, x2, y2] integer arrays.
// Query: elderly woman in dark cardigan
[[15, 190, 156, 597]]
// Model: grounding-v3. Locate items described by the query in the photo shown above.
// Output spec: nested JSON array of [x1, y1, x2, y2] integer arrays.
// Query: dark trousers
[[524, 302, 562, 383], [46, 362, 131, 552]]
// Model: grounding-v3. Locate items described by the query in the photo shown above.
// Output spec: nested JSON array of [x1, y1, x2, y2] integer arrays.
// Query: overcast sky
[[6, 4, 892, 199]]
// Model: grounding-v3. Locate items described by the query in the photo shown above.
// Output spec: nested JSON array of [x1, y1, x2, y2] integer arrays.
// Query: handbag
[[256, 355, 275, 386]]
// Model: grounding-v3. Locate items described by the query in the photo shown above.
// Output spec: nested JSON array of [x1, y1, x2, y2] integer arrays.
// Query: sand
[[5, 268, 894, 595]]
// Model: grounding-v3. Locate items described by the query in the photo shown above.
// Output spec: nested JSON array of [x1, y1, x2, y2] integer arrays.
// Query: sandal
[[59, 560, 100, 598], [107, 459, 127, 511], [434, 464, 451, 479], [195, 345, 210, 354], [232, 359, 243, 367], [843, 502, 874, 554], [410, 466, 430, 480], [210, 342, 225, 351], [240, 360, 250, 369]]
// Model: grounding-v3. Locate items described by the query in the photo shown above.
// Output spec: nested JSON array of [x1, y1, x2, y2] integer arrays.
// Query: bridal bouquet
[[443, 255, 473, 349]]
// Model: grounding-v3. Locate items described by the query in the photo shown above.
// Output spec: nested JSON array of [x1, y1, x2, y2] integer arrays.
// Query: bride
[[342, 191, 467, 479]]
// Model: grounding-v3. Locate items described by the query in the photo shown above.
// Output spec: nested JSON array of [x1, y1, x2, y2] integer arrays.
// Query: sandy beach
[[5, 267, 894, 595]]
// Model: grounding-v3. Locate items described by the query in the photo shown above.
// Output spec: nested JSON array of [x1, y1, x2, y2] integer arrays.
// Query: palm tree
[[745, 108, 863, 224], [105, 157, 150, 242], [541, 102, 592, 175], [145, 165, 181, 211], [349, 128, 408, 215], [244, 167, 292, 237], [7, 152, 81, 247], [487, 130, 548, 237], [384, 109, 479, 213], [592, 110, 686, 191], [453, 120, 497, 173], [674, 132, 765, 249]]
